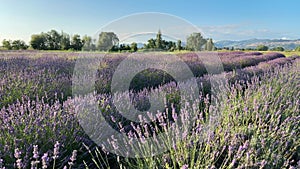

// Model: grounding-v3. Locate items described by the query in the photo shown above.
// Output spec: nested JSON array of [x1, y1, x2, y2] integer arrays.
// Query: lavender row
[[94, 52, 286, 93], [0, 55, 299, 168], [0, 55, 74, 107], [87, 59, 300, 168], [0, 51, 286, 108]]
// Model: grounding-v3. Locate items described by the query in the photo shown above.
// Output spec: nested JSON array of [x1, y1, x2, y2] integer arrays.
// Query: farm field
[[0, 51, 299, 168], [279, 51, 300, 57]]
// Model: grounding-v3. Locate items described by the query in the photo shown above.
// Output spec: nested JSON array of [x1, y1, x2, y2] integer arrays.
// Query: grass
[[279, 51, 300, 57]]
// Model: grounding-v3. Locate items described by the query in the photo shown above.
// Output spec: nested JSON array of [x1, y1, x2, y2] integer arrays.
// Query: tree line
[[2, 39, 28, 50], [1, 29, 216, 52], [3, 30, 300, 52], [222, 45, 293, 52]]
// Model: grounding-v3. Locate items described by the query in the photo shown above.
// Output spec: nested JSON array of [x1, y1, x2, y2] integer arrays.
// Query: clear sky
[[0, 0, 299, 43]]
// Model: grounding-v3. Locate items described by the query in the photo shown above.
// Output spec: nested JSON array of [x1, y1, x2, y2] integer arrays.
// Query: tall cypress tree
[[156, 29, 163, 49], [205, 38, 215, 51]]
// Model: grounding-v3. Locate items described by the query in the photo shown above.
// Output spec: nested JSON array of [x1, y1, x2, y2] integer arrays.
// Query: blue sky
[[0, 0, 299, 43]]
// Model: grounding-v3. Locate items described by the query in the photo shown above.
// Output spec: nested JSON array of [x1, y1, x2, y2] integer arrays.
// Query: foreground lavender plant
[[0, 95, 89, 168], [68, 150, 77, 168], [52, 141, 60, 169], [83, 59, 299, 168], [14, 148, 22, 169], [31, 145, 39, 169], [41, 153, 49, 169]]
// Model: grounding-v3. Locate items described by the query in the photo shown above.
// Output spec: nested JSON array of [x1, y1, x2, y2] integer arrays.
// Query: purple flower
[[260, 160, 267, 167], [33, 145, 39, 159], [53, 141, 60, 159], [14, 148, 21, 159], [41, 153, 49, 169], [230, 158, 237, 167], [228, 145, 234, 155], [181, 164, 188, 169], [16, 159, 22, 169], [68, 150, 77, 166], [242, 140, 249, 150]]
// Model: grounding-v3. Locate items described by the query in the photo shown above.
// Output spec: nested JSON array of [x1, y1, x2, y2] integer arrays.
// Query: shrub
[[256, 45, 269, 51]]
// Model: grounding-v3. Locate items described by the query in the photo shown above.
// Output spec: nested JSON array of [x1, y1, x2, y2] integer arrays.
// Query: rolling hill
[[215, 38, 300, 50]]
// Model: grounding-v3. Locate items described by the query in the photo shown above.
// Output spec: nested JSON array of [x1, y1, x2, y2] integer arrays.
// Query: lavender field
[[0, 51, 299, 168]]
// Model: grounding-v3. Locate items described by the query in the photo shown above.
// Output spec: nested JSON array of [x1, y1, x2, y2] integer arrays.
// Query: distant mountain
[[215, 38, 300, 50]]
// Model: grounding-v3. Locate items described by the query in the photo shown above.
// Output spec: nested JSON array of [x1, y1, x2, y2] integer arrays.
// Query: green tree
[[71, 34, 83, 51], [97, 32, 119, 51], [205, 38, 215, 51], [11, 40, 28, 50], [256, 45, 269, 51], [295, 46, 300, 51], [2, 39, 12, 50], [156, 29, 163, 49], [164, 40, 176, 51], [30, 34, 47, 50], [131, 42, 138, 52], [82, 35, 95, 51], [271, 46, 284, 51], [144, 30, 182, 51], [60, 32, 71, 50], [146, 38, 156, 49], [45, 30, 62, 50], [177, 40, 182, 51], [118, 44, 131, 52], [186, 32, 207, 51]]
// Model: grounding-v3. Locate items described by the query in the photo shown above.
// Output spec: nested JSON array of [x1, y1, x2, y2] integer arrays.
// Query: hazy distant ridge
[[215, 38, 300, 50]]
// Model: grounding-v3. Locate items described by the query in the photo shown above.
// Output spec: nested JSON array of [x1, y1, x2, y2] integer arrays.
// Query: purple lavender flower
[[41, 153, 49, 169], [228, 145, 234, 155], [53, 141, 60, 160], [230, 158, 237, 168], [14, 148, 21, 159], [260, 160, 267, 167], [16, 159, 22, 169], [181, 164, 188, 169], [68, 150, 77, 167], [33, 145, 39, 159]]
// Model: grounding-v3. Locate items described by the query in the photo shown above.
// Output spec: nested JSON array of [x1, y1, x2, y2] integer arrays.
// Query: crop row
[[0, 52, 299, 168], [0, 51, 288, 108]]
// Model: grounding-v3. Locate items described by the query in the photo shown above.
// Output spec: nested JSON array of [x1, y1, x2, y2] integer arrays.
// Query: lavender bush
[[85, 58, 299, 168], [0, 55, 74, 107], [0, 51, 299, 168]]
